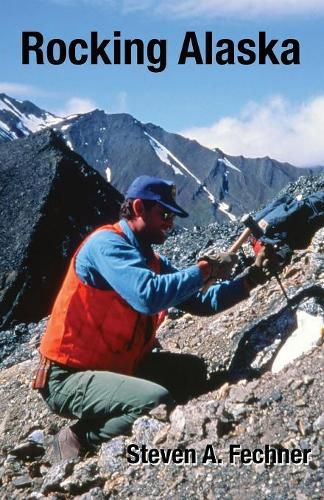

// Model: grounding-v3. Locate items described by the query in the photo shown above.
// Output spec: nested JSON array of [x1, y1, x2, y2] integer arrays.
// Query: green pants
[[40, 352, 207, 447]]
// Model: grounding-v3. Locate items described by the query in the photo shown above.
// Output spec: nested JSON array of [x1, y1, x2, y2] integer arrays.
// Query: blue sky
[[2, 0, 324, 166]]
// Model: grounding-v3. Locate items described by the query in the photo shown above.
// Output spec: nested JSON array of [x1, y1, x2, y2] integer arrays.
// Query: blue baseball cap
[[125, 175, 188, 218]]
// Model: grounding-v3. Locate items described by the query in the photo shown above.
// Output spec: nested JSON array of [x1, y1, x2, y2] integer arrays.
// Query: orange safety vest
[[40, 222, 164, 375]]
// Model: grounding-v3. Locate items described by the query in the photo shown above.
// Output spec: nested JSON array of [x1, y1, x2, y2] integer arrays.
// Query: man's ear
[[132, 198, 145, 217]]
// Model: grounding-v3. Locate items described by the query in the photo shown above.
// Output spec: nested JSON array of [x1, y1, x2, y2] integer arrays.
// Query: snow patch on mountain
[[0, 96, 20, 114], [0, 95, 62, 138], [218, 157, 241, 173], [0, 119, 11, 133], [21, 112, 62, 133], [144, 131, 237, 221], [61, 124, 72, 132], [144, 132, 184, 176], [105, 167, 112, 183], [65, 138, 74, 150], [0, 125, 13, 141], [218, 202, 236, 221]]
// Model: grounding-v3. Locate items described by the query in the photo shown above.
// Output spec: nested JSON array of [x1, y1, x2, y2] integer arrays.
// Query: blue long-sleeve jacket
[[75, 219, 249, 316]]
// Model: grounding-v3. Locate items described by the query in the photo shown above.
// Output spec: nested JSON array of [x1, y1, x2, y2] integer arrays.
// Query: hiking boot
[[51, 426, 82, 462]]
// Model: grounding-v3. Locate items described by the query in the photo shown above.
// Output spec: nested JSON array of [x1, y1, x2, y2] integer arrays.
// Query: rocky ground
[[0, 176, 323, 499], [162, 172, 324, 268]]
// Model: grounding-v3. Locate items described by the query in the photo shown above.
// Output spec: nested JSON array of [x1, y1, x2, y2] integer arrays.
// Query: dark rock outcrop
[[0, 130, 123, 327]]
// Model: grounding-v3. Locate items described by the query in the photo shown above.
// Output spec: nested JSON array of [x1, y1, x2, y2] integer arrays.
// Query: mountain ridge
[[0, 93, 323, 227]]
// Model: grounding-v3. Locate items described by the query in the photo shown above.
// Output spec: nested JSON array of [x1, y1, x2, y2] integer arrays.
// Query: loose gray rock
[[98, 437, 126, 475], [12, 474, 33, 488], [60, 461, 104, 495], [41, 460, 75, 494], [131, 416, 166, 446], [313, 414, 324, 431]]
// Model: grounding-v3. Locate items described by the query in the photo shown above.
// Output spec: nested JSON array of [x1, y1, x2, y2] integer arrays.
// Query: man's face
[[141, 202, 175, 244]]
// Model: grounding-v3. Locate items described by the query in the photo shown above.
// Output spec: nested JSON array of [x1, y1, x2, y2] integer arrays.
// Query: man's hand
[[244, 245, 281, 288], [198, 251, 238, 281]]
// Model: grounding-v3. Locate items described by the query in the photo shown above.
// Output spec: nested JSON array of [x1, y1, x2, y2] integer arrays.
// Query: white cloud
[[54, 97, 97, 117], [39, 0, 115, 5], [42, 0, 324, 17], [0, 84, 97, 119], [0, 82, 49, 97], [122, 0, 324, 18], [122, 0, 153, 12], [154, 0, 324, 18], [180, 96, 324, 167]]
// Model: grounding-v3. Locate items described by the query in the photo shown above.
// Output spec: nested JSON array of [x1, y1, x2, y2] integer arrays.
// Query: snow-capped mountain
[[0, 94, 62, 141], [0, 93, 322, 227], [53, 110, 320, 226]]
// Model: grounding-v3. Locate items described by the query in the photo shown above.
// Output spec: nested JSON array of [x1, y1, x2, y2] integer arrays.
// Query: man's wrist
[[197, 260, 212, 283]]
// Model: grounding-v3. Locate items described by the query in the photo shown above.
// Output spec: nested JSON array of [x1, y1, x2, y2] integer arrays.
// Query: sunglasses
[[142, 200, 176, 220], [160, 209, 176, 221]]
